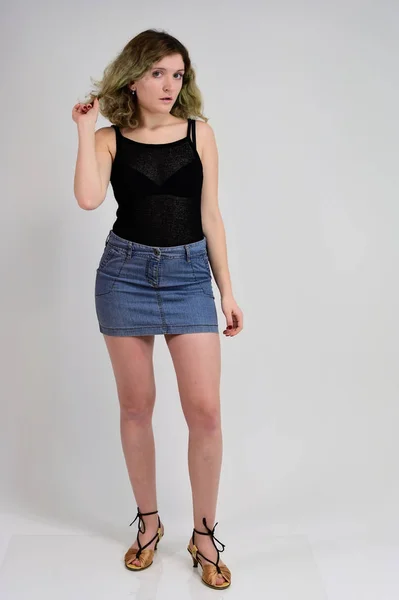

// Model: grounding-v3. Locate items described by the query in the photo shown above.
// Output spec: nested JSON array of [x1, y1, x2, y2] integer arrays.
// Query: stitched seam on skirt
[[99, 324, 218, 330], [96, 252, 130, 296], [188, 260, 215, 298]]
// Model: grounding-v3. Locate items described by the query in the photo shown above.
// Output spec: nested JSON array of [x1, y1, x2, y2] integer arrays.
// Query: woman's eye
[[153, 71, 183, 79]]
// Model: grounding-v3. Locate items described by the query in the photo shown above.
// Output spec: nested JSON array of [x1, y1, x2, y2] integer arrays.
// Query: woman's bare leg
[[165, 332, 226, 585], [103, 334, 162, 566]]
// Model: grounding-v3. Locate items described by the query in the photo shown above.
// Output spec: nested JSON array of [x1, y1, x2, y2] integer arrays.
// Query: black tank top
[[109, 119, 204, 247]]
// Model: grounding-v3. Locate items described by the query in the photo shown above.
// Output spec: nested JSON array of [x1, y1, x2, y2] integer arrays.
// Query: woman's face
[[130, 53, 185, 113]]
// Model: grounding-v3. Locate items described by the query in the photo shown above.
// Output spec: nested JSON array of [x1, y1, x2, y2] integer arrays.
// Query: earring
[[131, 89, 136, 95]]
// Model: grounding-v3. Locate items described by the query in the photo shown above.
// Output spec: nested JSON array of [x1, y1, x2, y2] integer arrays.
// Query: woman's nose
[[163, 79, 174, 91]]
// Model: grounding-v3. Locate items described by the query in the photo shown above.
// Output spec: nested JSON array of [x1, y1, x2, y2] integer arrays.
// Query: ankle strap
[[129, 506, 158, 533], [193, 518, 225, 551], [192, 517, 226, 573]]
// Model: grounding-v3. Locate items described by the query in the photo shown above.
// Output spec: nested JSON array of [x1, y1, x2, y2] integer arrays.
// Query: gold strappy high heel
[[124, 507, 164, 571], [187, 517, 231, 589]]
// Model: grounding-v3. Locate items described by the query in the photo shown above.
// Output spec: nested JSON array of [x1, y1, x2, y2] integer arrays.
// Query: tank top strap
[[187, 118, 197, 150], [112, 124, 121, 136]]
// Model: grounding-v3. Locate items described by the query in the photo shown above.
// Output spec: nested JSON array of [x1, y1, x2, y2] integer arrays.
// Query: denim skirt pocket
[[95, 244, 127, 296], [190, 251, 215, 299]]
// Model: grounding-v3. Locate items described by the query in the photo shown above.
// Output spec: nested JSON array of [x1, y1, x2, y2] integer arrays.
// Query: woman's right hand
[[72, 97, 99, 126]]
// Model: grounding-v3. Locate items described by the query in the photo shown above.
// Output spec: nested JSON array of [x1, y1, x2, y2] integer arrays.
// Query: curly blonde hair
[[81, 28, 208, 129]]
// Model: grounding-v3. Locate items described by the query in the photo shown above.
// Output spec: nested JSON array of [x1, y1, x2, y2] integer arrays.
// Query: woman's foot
[[188, 534, 228, 586], [126, 511, 163, 568], [188, 518, 231, 588]]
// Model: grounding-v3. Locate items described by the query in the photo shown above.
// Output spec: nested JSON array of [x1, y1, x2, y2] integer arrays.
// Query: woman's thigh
[[164, 333, 221, 427], [103, 334, 156, 414]]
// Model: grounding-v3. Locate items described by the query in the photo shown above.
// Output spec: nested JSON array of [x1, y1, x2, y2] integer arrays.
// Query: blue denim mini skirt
[[94, 231, 219, 336]]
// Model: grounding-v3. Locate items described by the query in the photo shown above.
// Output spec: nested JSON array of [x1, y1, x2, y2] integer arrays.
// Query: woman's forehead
[[152, 55, 184, 70]]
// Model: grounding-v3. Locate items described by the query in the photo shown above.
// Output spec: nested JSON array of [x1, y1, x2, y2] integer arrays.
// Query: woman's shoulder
[[194, 120, 216, 161], [95, 125, 116, 141], [194, 120, 215, 146], [195, 119, 214, 134]]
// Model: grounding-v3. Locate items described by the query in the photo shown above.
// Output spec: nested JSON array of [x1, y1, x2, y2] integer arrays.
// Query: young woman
[[72, 28, 243, 590]]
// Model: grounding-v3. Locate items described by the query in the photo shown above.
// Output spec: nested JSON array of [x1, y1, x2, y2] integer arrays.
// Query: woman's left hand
[[221, 295, 243, 337]]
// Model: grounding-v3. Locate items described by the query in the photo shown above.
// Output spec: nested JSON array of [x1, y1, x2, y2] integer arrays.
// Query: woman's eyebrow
[[153, 67, 185, 72]]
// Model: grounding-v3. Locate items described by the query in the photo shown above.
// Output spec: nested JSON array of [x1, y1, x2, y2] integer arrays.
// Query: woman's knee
[[119, 390, 155, 423], [185, 400, 221, 432]]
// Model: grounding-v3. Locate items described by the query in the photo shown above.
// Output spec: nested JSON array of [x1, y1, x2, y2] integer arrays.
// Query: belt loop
[[185, 245, 190, 262], [105, 231, 111, 246], [127, 241, 133, 259]]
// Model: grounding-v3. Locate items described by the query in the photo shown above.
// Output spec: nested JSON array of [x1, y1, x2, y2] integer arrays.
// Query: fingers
[[72, 97, 99, 125], [223, 311, 243, 337], [73, 101, 94, 114]]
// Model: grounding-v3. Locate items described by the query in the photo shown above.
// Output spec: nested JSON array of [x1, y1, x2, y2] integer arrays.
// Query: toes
[[126, 555, 141, 567], [129, 559, 140, 567]]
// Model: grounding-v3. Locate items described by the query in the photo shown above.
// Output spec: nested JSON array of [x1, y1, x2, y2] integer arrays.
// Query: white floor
[[0, 511, 398, 599]]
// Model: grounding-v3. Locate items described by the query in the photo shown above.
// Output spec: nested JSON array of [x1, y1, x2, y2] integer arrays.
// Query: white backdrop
[[1, 0, 398, 544]]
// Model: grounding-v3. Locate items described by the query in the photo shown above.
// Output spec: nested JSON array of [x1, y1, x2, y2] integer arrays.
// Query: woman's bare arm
[[73, 123, 113, 210]]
